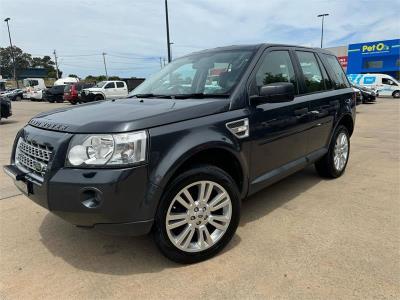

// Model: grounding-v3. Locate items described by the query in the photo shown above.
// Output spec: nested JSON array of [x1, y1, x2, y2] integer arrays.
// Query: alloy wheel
[[165, 180, 232, 253], [333, 132, 349, 172]]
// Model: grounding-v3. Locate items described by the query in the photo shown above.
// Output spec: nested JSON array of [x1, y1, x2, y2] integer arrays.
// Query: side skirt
[[248, 148, 327, 196]]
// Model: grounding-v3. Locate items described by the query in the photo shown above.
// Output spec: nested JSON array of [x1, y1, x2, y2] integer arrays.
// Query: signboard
[[338, 56, 348, 68]]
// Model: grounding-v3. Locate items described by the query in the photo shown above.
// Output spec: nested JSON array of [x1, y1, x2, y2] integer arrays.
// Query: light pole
[[102, 52, 108, 79], [165, 0, 172, 63], [317, 13, 329, 48], [4, 17, 18, 88]]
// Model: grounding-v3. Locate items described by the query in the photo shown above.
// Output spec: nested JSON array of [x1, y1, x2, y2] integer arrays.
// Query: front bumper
[[3, 162, 155, 236]]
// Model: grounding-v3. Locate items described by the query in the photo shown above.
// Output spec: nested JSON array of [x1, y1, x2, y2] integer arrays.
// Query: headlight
[[66, 131, 147, 167]]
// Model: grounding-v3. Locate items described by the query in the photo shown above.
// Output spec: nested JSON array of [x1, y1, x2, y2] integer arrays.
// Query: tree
[[0, 46, 61, 78], [68, 74, 79, 78], [0, 46, 32, 77]]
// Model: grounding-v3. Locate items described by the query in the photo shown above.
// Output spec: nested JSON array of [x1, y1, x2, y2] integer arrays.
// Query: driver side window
[[254, 51, 298, 95], [105, 82, 115, 89]]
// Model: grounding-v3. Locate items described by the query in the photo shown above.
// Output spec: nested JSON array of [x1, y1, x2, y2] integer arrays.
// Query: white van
[[347, 73, 400, 98]]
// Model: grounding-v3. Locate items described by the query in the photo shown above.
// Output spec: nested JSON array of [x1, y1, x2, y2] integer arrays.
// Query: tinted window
[[296, 51, 325, 93], [116, 81, 125, 88], [323, 54, 350, 89], [64, 85, 71, 92], [105, 82, 115, 89], [316, 55, 332, 90], [254, 50, 297, 94]]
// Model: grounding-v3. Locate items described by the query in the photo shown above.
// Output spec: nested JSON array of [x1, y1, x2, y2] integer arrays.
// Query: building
[[325, 39, 400, 80], [347, 39, 399, 79]]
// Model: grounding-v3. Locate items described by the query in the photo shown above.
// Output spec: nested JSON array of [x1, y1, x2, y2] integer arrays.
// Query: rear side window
[[116, 81, 125, 88], [322, 54, 350, 89], [296, 51, 325, 93], [254, 50, 298, 94], [64, 85, 71, 92]]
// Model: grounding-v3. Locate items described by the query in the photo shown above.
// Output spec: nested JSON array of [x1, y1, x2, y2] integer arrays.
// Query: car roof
[[184, 43, 334, 56]]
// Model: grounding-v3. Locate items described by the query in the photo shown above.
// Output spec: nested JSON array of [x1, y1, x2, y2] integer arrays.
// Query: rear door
[[247, 48, 313, 190], [292, 50, 339, 155], [116, 81, 128, 97]]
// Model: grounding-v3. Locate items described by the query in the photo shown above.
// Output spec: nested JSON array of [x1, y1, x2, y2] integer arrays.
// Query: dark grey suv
[[4, 44, 355, 263]]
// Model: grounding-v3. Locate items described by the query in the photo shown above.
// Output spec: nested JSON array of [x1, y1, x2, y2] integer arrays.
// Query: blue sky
[[1, 0, 399, 78]]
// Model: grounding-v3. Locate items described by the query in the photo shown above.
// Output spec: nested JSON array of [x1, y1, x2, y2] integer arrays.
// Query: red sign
[[338, 56, 348, 68]]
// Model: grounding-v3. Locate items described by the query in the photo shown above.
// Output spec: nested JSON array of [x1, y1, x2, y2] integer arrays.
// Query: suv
[[64, 82, 94, 104], [43, 85, 66, 103], [4, 44, 355, 263], [80, 80, 128, 102]]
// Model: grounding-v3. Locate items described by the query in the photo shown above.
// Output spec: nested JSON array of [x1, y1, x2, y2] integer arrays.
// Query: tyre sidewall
[[154, 165, 241, 264]]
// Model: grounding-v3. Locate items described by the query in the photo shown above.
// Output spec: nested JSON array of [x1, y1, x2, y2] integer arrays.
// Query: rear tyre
[[315, 125, 350, 178], [393, 91, 400, 99], [153, 165, 241, 264]]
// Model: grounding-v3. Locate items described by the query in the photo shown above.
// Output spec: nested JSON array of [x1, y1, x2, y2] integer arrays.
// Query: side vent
[[226, 118, 249, 138]]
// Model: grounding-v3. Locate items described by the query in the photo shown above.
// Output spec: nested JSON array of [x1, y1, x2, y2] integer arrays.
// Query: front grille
[[15, 138, 52, 180]]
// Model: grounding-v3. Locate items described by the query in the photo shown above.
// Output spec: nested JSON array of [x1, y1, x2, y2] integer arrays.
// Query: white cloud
[[1, 0, 398, 78]]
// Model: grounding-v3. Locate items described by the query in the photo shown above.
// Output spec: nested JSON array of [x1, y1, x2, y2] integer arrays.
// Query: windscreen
[[130, 50, 254, 97]]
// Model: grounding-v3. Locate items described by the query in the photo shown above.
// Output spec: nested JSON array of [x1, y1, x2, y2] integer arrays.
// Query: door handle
[[294, 108, 308, 116]]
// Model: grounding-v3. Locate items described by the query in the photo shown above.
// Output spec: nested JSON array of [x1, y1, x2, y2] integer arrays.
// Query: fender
[[142, 119, 251, 219]]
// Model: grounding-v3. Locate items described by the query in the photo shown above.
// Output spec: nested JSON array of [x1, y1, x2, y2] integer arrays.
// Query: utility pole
[[53, 49, 59, 79], [317, 13, 329, 48], [165, 0, 172, 63], [4, 18, 18, 88], [159, 57, 163, 69], [163, 57, 166, 67], [102, 52, 108, 79]]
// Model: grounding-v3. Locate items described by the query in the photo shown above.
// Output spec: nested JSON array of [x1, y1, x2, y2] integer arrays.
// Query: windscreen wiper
[[172, 93, 230, 99], [128, 93, 172, 99]]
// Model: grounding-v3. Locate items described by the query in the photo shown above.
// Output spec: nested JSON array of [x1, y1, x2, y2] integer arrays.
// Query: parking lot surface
[[0, 99, 399, 299]]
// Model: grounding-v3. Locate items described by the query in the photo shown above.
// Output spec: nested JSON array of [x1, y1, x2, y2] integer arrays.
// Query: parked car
[[351, 85, 363, 105], [43, 85, 66, 103], [24, 89, 44, 101], [64, 82, 94, 104], [80, 80, 128, 102], [353, 84, 377, 103], [0, 96, 12, 120], [54, 77, 79, 86], [348, 73, 400, 98], [2, 88, 24, 101], [4, 44, 355, 264]]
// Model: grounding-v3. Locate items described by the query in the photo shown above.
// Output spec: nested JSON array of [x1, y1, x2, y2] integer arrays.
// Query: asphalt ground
[[0, 99, 399, 299]]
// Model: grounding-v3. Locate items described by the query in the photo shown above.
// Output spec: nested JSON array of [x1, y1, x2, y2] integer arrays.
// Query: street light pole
[[317, 13, 329, 48], [102, 52, 108, 79], [4, 17, 19, 88], [165, 0, 172, 63]]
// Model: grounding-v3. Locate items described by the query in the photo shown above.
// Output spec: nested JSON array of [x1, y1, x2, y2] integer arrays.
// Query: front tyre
[[393, 91, 400, 99], [315, 125, 350, 178], [153, 165, 240, 264]]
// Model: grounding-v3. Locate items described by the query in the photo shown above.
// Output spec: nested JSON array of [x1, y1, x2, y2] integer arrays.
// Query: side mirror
[[251, 82, 295, 105]]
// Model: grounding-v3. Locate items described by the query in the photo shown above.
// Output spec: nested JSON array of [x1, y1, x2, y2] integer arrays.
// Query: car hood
[[83, 87, 102, 93], [28, 97, 230, 133]]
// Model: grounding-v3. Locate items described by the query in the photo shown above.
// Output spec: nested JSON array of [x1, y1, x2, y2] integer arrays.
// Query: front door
[[248, 49, 313, 192], [104, 82, 116, 98]]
